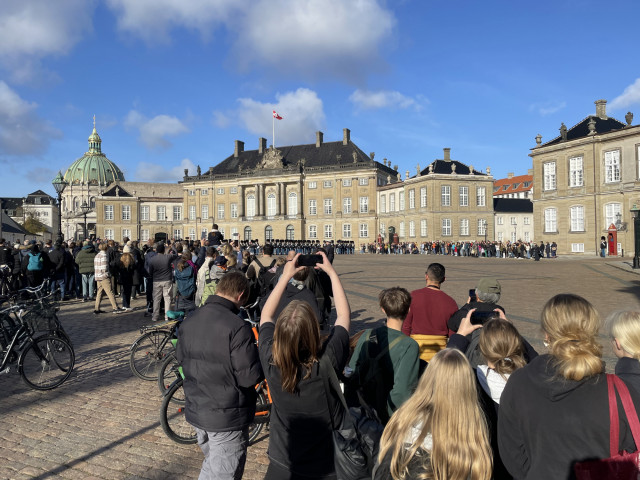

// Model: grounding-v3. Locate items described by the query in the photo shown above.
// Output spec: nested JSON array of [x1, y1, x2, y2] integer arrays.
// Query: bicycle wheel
[[129, 330, 173, 381], [157, 352, 181, 397], [160, 379, 197, 445], [249, 390, 269, 444], [19, 335, 75, 390]]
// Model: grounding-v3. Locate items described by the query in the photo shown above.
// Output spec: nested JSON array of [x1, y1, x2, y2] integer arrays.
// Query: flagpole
[[272, 113, 275, 148]]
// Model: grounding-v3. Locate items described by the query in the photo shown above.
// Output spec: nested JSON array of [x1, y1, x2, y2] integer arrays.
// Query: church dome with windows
[[63, 122, 125, 186]]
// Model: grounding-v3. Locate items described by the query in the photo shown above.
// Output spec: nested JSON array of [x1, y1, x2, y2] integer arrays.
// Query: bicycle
[[129, 310, 184, 381], [0, 303, 75, 390]]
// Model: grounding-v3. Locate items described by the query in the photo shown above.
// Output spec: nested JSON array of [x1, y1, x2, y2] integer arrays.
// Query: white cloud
[[529, 101, 566, 116], [124, 110, 190, 149], [231, 88, 326, 146], [212, 111, 231, 128], [349, 89, 420, 111], [0, 81, 61, 156], [0, 1, 94, 82], [610, 79, 640, 110], [135, 158, 196, 182], [105, 0, 395, 81]]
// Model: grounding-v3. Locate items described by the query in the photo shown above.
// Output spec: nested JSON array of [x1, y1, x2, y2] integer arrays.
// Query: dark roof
[[102, 185, 133, 197], [493, 198, 533, 213], [541, 115, 626, 147], [0, 197, 23, 210], [198, 140, 397, 178], [24, 190, 55, 205], [417, 160, 488, 178]]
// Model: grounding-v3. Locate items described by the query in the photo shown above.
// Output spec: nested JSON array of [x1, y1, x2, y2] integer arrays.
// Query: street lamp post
[[483, 219, 488, 243], [51, 171, 68, 243], [80, 201, 91, 241], [631, 206, 640, 269]]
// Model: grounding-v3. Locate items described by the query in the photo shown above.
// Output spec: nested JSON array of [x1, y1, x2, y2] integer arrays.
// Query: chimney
[[259, 137, 267, 154], [234, 140, 244, 158], [343, 128, 350, 145], [316, 131, 323, 148], [443, 148, 451, 162], [507, 172, 514, 179], [595, 99, 608, 120], [527, 168, 533, 176]]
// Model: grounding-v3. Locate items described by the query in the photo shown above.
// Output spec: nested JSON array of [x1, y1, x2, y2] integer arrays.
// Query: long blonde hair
[[378, 348, 492, 480], [541, 293, 603, 381], [610, 310, 640, 359]]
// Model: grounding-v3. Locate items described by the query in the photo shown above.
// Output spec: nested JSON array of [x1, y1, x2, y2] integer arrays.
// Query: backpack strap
[[254, 258, 264, 269], [360, 329, 405, 387], [609, 374, 640, 456]]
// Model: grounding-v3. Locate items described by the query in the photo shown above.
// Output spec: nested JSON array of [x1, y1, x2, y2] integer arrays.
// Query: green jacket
[[75, 245, 97, 274]]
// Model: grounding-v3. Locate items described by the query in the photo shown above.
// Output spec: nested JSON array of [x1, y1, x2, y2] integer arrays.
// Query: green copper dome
[[63, 123, 125, 186]]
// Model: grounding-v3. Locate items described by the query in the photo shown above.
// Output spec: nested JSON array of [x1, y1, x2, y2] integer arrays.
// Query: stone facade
[[531, 99, 640, 255], [493, 199, 534, 243]]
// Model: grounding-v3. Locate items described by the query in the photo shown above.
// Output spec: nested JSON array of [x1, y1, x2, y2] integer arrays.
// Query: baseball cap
[[476, 277, 501, 295]]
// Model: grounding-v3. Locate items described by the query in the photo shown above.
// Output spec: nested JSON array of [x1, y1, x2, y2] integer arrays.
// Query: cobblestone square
[[2, 255, 640, 479]]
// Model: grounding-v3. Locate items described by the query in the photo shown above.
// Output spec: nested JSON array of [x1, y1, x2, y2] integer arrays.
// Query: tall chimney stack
[[259, 137, 267, 154], [316, 131, 323, 148], [343, 128, 350, 145], [595, 99, 608, 120], [443, 148, 451, 162], [507, 172, 514, 179], [234, 140, 244, 158]]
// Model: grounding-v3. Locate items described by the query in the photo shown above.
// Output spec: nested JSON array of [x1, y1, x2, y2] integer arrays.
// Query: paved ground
[[2, 254, 640, 479]]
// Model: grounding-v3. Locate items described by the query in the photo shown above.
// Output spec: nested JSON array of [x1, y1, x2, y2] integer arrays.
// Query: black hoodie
[[498, 354, 640, 479]]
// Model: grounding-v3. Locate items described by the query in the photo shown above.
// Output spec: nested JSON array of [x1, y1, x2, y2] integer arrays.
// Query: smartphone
[[469, 288, 477, 303], [470, 310, 496, 325], [298, 254, 322, 267]]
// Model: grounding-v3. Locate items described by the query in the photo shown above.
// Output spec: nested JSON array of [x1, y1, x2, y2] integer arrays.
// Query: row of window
[[380, 186, 487, 213], [380, 219, 488, 238], [188, 187, 239, 196], [543, 203, 621, 233], [496, 216, 531, 225], [543, 151, 624, 191], [185, 179, 370, 197]]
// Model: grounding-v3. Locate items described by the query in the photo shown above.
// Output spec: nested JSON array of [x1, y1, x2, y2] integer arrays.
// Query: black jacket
[[447, 301, 505, 332], [48, 246, 65, 275], [615, 357, 640, 395], [499, 354, 640, 479], [177, 295, 263, 432], [207, 230, 224, 246]]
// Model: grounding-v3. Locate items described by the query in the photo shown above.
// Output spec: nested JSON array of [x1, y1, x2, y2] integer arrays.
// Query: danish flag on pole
[[273, 110, 283, 120]]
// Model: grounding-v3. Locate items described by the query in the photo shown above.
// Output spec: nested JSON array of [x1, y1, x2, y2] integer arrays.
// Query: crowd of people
[[362, 240, 559, 259]]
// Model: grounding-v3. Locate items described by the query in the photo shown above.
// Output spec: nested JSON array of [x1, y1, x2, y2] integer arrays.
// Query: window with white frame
[[201, 188, 209, 195], [343, 197, 352, 214], [511, 231, 517, 243], [544, 162, 557, 191], [421, 219, 427, 237], [605, 203, 621, 228], [605, 150, 621, 183], [524, 216, 530, 225], [265, 225, 273, 241], [244, 226, 252, 241], [409, 221, 415, 237], [497, 232, 503, 241], [141, 206, 149, 221], [380, 223, 386, 235], [309, 199, 317, 215], [105, 205, 113, 220], [442, 219, 451, 236], [544, 208, 557, 232], [174, 229, 182, 239], [173, 206, 182, 221], [323, 180, 332, 188], [324, 224, 332, 239], [141, 229, 149, 242], [476, 187, 486, 207], [572, 243, 585, 253], [246, 195, 256, 217], [343, 224, 351, 238], [157, 206, 166, 221], [230, 187, 237, 194], [399, 193, 405, 210], [570, 205, 585, 231], [230, 203, 238, 218], [478, 219, 486, 236], [359, 196, 369, 213], [188, 189, 195, 196], [399, 221, 405, 237], [215, 187, 223, 195], [390, 194, 395, 212], [460, 218, 469, 236], [202, 204, 209, 219], [524, 231, 530, 242], [285, 225, 294, 240], [420, 187, 427, 208], [267, 193, 276, 217], [324, 199, 332, 215], [308, 181, 317, 189], [189, 205, 196, 220], [359, 223, 368, 237], [121, 205, 130, 221], [380, 195, 386, 213], [359, 178, 369, 186], [459, 186, 469, 207], [569, 156, 584, 187], [189, 228, 196, 240], [409, 189, 415, 209], [441, 186, 451, 207], [122, 228, 131, 239], [510, 216, 516, 225], [104, 228, 114, 240], [288, 193, 298, 215], [342, 179, 352, 187], [231, 227, 238, 239], [497, 216, 503, 225], [218, 204, 225, 220]]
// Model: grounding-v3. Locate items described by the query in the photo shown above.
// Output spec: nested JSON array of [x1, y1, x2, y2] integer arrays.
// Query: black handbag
[[319, 356, 384, 480]]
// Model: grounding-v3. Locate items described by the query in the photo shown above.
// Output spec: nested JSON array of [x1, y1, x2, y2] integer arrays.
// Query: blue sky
[[1, 0, 640, 198]]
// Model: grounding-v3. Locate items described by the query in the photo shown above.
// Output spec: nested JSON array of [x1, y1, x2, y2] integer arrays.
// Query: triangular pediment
[[102, 184, 132, 197]]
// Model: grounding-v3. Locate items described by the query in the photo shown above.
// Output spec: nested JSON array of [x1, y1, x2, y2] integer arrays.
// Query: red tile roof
[[493, 174, 533, 196]]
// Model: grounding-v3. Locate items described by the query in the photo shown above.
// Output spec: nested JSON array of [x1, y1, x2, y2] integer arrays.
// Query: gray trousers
[[195, 427, 248, 480], [152, 280, 173, 322]]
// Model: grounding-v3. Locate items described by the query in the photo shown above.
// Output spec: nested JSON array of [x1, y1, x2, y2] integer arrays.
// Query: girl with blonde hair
[[499, 294, 640, 479], [374, 348, 493, 480], [610, 310, 640, 393]]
